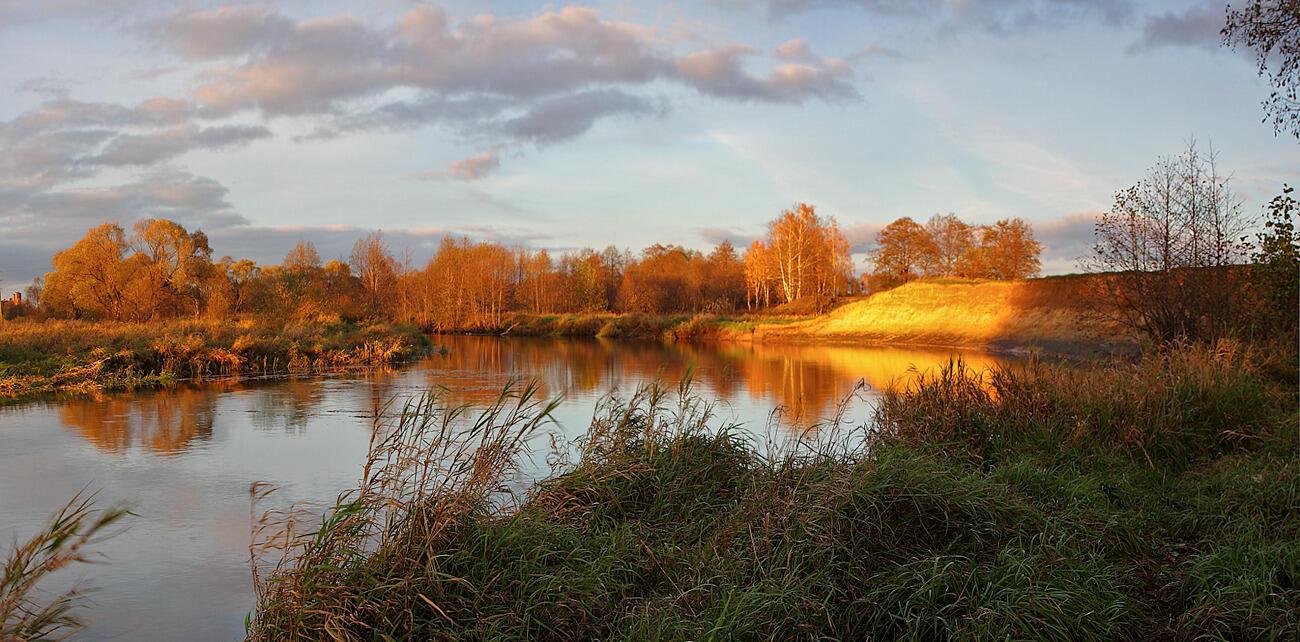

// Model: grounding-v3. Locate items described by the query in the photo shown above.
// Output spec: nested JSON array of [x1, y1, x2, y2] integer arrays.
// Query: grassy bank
[[0, 319, 433, 402], [446, 276, 1136, 355], [249, 342, 1298, 641], [758, 275, 1135, 353], [466, 311, 806, 342]]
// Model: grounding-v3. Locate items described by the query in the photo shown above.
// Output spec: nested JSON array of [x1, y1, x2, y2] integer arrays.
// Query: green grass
[[249, 343, 1299, 641], [0, 318, 434, 402]]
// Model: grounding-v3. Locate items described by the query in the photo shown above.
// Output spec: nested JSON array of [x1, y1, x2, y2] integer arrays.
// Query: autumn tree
[[762, 204, 853, 306], [619, 245, 706, 314], [1222, 1, 1300, 139], [867, 217, 937, 291], [350, 232, 400, 316], [926, 214, 976, 276], [132, 218, 214, 317], [743, 240, 777, 309], [42, 224, 135, 320], [702, 241, 746, 312], [973, 218, 1042, 280]]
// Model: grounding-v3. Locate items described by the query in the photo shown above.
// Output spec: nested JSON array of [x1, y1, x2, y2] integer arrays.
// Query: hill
[[747, 275, 1134, 354]]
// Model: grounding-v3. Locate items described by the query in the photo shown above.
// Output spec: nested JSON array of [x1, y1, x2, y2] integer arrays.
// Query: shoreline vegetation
[[0, 319, 433, 403], [452, 275, 1137, 356], [0, 274, 1131, 405], [239, 344, 1298, 641]]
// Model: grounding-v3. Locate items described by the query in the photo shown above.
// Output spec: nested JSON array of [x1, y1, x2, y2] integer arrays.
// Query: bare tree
[[1084, 140, 1251, 341], [350, 232, 399, 317]]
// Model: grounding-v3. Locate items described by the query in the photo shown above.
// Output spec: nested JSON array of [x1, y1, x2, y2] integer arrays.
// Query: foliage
[[867, 214, 1043, 292], [1251, 185, 1300, 338], [249, 346, 1298, 641], [1222, 1, 1300, 139]]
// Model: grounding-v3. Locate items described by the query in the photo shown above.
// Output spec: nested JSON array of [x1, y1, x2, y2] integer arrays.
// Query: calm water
[[0, 335, 1013, 640]]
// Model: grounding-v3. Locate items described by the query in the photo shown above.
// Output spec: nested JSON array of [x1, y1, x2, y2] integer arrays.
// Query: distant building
[[0, 292, 22, 320]]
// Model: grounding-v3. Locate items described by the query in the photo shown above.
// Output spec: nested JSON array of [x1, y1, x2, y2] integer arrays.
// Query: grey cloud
[[1034, 211, 1098, 272], [143, 6, 296, 59], [499, 90, 659, 144], [698, 226, 762, 248], [0, 169, 249, 287], [1128, 3, 1224, 53], [88, 124, 271, 166], [760, 0, 1135, 33], [142, 5, 859, 118], [677, 44, 857, 103]]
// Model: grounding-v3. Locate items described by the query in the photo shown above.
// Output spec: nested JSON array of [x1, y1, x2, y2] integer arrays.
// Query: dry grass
[[0, 318, 432, 401], [1, 492, 131, 641], [757, 276, 1134, 352]]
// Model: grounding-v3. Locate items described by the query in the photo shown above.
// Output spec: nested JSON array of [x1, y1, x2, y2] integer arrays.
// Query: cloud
[[498, 90, 660, 144], [1128, 3, 1224, 53], [0, 169, 251, 286], [419, 149, 503, 181], [141, 6, 296, 59], [142, 6, 859, 118], [759, 0, 1135, 33], [88, 124, 271, 166], [698, 226, 762, 248], [677, 44, 856, 102], [1034, 210, 1098, 273]]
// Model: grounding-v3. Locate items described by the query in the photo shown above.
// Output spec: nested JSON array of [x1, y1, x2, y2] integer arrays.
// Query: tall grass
[[1, 492, 130, 641], [249, 344, 1298, 641]]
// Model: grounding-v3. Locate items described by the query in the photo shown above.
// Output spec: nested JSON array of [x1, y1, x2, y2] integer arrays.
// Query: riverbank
[[449, 275, 1135, 355], [0, 319, 434, 402], [248, 343, 1298, 640]]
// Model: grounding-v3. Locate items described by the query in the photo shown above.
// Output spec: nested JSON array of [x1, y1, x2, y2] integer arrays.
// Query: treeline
[[866, 215, 1043, 291], [29, 204, 868, 329], [27, 202, 1061, 330]]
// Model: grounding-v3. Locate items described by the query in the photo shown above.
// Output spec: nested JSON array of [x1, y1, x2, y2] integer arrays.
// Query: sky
[[1, 0, 1297, 291]]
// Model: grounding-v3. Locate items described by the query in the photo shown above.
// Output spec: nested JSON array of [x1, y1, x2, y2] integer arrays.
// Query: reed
[[1, 492, 130, 641]]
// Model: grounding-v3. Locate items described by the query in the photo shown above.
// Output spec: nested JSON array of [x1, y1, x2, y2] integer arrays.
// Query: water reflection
[[60, 387, 221, 454], [425, 335, 1007, 425], [48, 336, 1013, 456]]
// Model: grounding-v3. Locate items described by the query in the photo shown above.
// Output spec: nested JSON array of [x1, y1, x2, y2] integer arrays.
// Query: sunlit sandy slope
[[752, 276, 1134, 353]]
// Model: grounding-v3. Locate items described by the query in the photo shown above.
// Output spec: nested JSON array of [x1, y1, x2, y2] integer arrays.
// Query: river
[[0, 335, 1014, 640]]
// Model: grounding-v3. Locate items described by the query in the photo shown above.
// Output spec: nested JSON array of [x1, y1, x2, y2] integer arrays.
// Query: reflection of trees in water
[[248, 379, 323, 433], [61, 387, 220, 453], [431, 336, 1010, 427]]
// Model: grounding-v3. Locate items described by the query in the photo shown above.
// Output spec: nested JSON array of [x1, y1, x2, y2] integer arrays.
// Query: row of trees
[[33, 203, 1059, 327], [866, 214, 1043, 291]]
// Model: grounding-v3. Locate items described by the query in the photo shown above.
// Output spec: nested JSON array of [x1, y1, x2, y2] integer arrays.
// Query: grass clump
[[249, 344, 1298, 641]]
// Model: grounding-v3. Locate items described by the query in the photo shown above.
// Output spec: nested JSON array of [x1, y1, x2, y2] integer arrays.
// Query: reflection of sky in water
[[0, 336, 1013, 641]]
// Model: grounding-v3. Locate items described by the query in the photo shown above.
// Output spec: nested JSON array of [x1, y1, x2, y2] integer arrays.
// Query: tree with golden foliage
[[748, 204, 853, 307], [867, 217, 937, 291]]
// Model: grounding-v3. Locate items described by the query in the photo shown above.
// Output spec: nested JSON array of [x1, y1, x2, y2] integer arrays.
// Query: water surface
[[0, 335, 1013, 640]]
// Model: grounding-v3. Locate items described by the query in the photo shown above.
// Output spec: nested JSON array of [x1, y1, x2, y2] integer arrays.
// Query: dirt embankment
[[743, 276, 1135, 354]]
